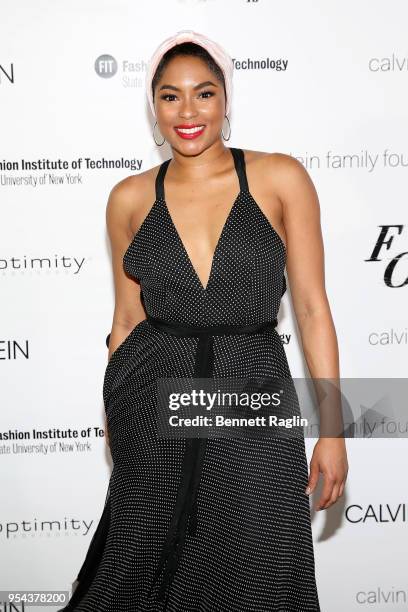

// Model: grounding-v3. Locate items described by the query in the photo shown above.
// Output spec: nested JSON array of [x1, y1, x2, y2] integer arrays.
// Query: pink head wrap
[[145, 29, 233, 118]]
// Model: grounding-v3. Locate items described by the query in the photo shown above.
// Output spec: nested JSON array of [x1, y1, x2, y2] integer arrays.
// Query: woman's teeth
[[176, 126, 205, 133]]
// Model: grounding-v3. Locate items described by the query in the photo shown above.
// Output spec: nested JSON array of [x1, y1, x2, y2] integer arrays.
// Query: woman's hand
[[305, 438, 348, 511]]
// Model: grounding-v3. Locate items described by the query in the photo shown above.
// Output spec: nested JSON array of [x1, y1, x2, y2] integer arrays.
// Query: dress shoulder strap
[[230, 147, 249, 192], [155, 158, 171, 201]]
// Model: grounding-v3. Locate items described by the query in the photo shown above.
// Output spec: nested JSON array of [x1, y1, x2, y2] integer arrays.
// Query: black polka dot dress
[[59, 148, 321, 611]]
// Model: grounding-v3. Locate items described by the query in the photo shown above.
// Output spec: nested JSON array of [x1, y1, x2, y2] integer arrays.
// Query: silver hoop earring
[[153, 121, 166, 146], [221, 115, 231, 141]]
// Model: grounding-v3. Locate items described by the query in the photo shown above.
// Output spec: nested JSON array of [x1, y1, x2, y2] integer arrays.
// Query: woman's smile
[[174, 124, 206, 139]]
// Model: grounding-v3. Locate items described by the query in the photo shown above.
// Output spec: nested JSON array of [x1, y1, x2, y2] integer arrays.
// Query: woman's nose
[[179, 96, 197, 116]]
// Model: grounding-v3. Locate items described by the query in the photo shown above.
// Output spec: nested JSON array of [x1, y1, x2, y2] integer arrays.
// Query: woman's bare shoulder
[[105, 162, 164, 235], [243, 148, 301, 170], [244, 148, 313, 192], [108, 163, 162, 208]]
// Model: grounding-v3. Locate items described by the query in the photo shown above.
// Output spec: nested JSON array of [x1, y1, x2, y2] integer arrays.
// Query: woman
[[60, 30, 348, 611]]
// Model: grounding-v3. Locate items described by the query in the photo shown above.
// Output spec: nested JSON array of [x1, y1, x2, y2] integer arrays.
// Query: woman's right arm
[[105, 175, 147, 360], [103, 175, 148, 449]]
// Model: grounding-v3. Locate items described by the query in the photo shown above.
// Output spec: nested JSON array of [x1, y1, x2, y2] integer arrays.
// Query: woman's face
[[153, 55, 226, 152]]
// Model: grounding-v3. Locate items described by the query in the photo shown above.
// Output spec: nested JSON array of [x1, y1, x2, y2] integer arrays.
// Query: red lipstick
[[174, 124, 206, 139]]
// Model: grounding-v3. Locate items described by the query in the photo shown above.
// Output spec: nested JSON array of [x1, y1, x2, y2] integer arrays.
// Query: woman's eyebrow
[[158, 80, 218, 92]]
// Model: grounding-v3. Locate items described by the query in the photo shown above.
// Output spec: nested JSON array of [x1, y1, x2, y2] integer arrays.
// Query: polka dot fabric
[[59, 148, 320, 611]]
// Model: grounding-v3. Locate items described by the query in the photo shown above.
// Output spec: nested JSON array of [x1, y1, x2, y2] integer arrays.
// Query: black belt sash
[[146, 314, 278, 603]]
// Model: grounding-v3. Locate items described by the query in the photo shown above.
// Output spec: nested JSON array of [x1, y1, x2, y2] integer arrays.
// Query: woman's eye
[[199, 90, 214, 98], [160, 91, 214, 102], [161, 94, 177, 101]]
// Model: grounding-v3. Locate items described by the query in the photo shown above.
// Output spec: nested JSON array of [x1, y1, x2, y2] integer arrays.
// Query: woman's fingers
[[315, 473, 337, 511]]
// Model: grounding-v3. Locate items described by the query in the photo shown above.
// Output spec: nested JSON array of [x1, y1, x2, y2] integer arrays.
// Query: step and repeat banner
[[1, 1, 407, 610]]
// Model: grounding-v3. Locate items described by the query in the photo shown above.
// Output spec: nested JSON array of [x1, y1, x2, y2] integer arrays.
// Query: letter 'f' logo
[[365, 225, 408, 288]]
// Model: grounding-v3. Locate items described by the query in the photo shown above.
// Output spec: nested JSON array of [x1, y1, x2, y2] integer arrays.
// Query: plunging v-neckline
[[160, 148, 242, 292]]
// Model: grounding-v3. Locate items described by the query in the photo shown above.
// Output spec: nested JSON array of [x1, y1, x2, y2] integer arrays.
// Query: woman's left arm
[[271, 153, 349, 512]]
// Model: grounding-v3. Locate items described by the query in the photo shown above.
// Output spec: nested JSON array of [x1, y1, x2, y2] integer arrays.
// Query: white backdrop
[[1, 1, 407, 610]]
